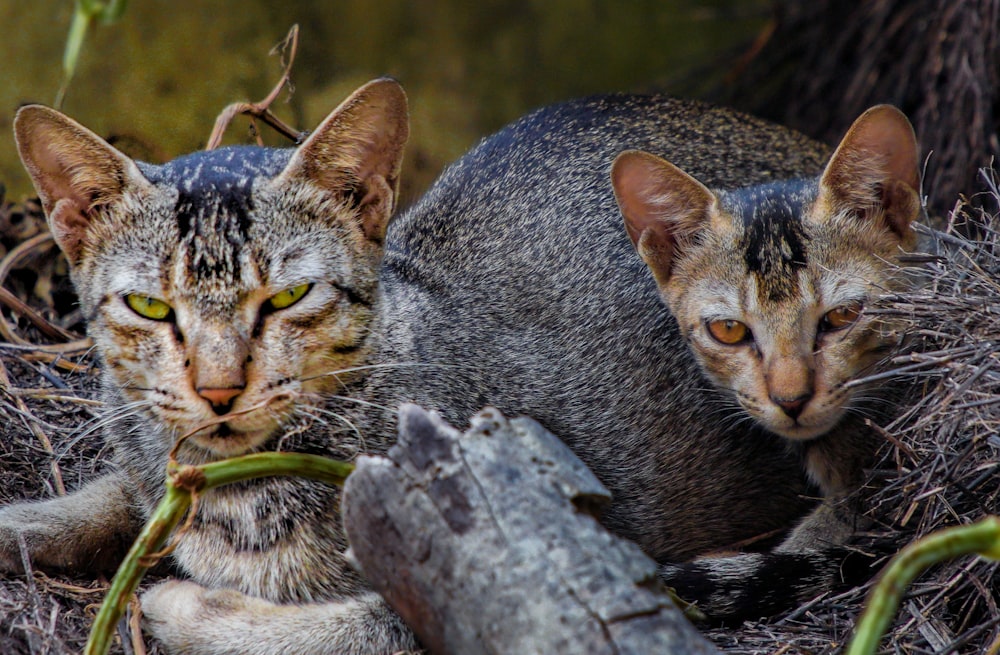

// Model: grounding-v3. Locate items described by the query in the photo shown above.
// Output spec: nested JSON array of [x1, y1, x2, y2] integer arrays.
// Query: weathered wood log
[[342, 404, 719, 655]]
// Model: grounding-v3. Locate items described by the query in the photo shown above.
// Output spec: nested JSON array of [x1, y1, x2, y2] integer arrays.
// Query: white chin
[[182, 425, 274, 459], [771, 423, 831, 441]]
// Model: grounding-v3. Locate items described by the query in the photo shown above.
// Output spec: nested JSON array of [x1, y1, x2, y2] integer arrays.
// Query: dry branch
[[204, 25, 305, 150], [343, 404, 718, 655]]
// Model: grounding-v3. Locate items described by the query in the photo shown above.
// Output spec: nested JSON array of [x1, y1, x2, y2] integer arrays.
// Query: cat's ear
[[817, 105, 921, 244], [273, 77, 409, 242], [14, 104, 155, 266], [612, 150, 718, 286]]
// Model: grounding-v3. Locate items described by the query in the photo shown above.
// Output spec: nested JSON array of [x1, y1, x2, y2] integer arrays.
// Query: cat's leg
[[659, 430, 878, 621], [142, 580, 420, 655], [657, 496, 867, 620], [0, 473, 143, 574]]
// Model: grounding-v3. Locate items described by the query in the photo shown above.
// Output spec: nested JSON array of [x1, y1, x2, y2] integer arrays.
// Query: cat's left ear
[[817, 105, 921, 246], [273, 77, 409, 242], [612, 150, 720, 287], [14, 105, 156, 266]]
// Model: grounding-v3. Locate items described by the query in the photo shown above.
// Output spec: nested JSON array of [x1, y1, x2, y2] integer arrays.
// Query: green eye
[[268, 283, 312, 311], [125, 294, 172, 321]]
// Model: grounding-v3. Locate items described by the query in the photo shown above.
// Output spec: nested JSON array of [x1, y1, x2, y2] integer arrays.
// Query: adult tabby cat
[[0, 75, 920, 654], [4, 79, 417, 654]]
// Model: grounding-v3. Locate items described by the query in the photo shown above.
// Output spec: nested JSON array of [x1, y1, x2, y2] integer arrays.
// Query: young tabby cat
[[365, 97, 921, 618], [1, 79, 418, 654]]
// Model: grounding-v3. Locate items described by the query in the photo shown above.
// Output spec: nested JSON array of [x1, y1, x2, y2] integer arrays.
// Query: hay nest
[[0, 177, 998, 653]]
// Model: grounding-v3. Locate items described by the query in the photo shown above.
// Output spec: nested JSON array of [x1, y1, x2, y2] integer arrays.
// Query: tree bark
[[342, 404, 719, 655], [712, 0, 1000, 219]]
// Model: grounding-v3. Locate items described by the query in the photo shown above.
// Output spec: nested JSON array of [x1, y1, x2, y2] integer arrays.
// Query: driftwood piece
[[342, 404, 719, 655]]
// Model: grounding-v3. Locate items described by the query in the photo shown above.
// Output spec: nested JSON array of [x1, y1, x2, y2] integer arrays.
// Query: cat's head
[[612, 105, 921, 441], [14, 78, 408, 459]]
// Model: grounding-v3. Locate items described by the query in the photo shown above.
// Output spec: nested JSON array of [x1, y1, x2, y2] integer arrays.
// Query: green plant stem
[[56, 5, 92, 109], [199, 452, 354, 489], [56, 0, 130, 109], [847, 516, 1000, 655], [84, 453, 353, 655], [84, 482, 190, 655]]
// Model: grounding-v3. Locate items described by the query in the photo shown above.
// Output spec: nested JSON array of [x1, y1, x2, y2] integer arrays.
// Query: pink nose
[[197, 387, 243, 414], [771, 393, 811, 420]]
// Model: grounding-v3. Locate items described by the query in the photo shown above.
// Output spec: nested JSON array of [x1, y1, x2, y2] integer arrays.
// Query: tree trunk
[[342, 404, 718, 655], [713, 0, 1000, 219]]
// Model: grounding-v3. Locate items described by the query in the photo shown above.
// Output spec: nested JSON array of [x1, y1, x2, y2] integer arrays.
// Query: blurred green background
[[0, 1, 769, 205]]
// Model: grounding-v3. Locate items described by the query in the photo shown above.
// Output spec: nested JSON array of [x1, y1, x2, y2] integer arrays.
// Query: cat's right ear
[[272, 78, 409, 243], [14, 105, 154, 266], [612, 150, 718, 286]]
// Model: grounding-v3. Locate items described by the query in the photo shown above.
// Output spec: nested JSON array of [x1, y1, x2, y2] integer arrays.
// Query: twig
[[0, 233, 84, 344], [0, 357, 66, 495], [128, 594, 145, 655], [9, 387, 103, 406], [205, 25, 305, 150], [0, 230, 94, 374], [17, 533, 44, 654], [34, 573, 108, 596]]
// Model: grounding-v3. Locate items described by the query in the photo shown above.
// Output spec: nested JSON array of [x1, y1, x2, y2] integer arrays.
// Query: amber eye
[[125, 294, 172, 321], [266, 283, 312, 311], [707, 319, 751, 345], [821, 303, 863, 331]]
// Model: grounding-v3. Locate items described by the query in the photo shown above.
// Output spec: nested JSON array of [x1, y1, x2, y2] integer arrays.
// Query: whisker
[[299, 405, 365, 447], [325, 394, 396, 413], [56, 399, 154, 459], [300, 361, 452, 384]]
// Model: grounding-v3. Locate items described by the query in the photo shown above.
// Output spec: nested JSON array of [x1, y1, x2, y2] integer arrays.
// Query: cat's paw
[[0, 476, 140, 575], [142, 580, 419, 655], [0, 503, 69, 574], [142, 579, 239, 621], [0, 513, 27, 574], [142, 580, 259, 654]]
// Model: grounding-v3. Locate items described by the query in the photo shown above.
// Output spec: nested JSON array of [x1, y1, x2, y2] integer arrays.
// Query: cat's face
[[14, 79, 408, 461], [76, 160, 383, 458], [614, 105, 922, 441], [657, 186, 910, 440]]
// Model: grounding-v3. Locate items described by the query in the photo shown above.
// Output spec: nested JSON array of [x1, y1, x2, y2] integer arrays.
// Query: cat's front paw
[[0, 516, 27, 574], [142, 580, 420, 655], [142, 579, 257, 655]]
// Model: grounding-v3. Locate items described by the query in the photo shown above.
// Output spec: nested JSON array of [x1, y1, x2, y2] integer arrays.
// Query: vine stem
[[846, 516, 1000, 655], [84, 453, 354, 655]]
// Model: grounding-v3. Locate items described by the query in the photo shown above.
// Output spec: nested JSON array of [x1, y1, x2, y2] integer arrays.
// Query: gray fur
[[4, 80, 417, 654], [366, 95, 831, 558], [363, 95, 919, 619]]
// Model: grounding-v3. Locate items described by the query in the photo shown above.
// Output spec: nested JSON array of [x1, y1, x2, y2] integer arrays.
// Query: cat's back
[[375, 95, 827, 558], [387, 95, 828, 277]]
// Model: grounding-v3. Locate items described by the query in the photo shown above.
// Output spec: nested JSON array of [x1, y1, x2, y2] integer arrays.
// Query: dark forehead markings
[[731, 182, 812, 303], [174, 186, 253, 281], [138, 146, 295, 281], [144, 148, 279, 283]]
